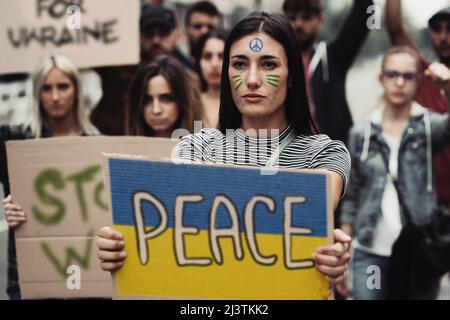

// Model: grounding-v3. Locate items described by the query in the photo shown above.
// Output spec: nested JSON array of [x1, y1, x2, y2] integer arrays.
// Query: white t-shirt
[[354, 132, 403, 257]]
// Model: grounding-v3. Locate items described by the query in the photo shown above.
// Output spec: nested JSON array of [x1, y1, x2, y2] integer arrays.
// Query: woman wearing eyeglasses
[[340, 46, 450, 299]]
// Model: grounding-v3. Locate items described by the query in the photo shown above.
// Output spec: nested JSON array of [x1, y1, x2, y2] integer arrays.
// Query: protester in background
[[90, 65, 137, 136], [0, 71, 101, 128], [97, 12, 353, 296], [125, 55, 202, 138], [0, 74, 32, 126], [185, 1, 221, 66], [91, 4, 200, 136], [0, 54, 97, 141], [385, 2, 450, 299], [0, 54, 98, 299], [195, 30, 227, 128], [282, 0, 373, 145], [140, 5, 193, 71], [340, 46, 450, 299]]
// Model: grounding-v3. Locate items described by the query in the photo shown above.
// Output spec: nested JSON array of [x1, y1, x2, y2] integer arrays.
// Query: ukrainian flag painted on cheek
[[108, 158, 331, 300]]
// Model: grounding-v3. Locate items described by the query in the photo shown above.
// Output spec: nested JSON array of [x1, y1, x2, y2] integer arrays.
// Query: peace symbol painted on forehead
[[249, 38, 263, 52]]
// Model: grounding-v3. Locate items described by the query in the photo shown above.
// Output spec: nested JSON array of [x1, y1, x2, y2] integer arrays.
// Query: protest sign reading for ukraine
[[0, 0, 140, 74], [103, 154, 334, 300]]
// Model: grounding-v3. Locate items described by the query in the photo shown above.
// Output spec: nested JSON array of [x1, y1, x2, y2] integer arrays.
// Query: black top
[[310, 0, 373, 145]]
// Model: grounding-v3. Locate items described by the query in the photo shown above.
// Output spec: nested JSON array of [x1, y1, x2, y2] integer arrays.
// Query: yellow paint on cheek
[[232, 75, 243, 90], [266, 75, 280, 87]]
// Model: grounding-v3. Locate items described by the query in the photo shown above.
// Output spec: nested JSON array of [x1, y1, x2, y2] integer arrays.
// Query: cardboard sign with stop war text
[[103, 155, 334, 300], [6, 136, 178, 298]]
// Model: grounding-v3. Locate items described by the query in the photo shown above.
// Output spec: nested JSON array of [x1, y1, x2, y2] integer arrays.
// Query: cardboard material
[[0, 0, 140, 74], [6, 136, 178, 299], [103, 154, 334, 300]]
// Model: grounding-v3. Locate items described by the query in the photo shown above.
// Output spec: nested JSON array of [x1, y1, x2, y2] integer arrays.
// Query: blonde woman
[[0, 54, 98, 299]]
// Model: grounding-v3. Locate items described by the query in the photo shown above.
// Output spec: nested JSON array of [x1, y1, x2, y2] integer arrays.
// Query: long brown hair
[[125, 55, 202, 136]]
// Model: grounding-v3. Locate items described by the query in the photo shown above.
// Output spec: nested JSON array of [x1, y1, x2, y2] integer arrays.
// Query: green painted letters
[[32, 169, 66, 225]]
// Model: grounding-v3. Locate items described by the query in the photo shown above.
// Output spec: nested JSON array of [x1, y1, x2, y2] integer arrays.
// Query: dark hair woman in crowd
[[97, 12, 353, 296], [125, 55, 202, 138], [195, 30, 227, 128]]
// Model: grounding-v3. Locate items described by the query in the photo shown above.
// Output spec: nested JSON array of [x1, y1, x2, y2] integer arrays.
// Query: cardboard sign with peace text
[[102, 154, 334, 300]]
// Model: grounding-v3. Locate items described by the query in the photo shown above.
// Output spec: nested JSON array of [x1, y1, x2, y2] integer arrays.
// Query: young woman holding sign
[[1, 54, 98, 299], [125, 55, 202, 138], [97, 12, 352, 296]]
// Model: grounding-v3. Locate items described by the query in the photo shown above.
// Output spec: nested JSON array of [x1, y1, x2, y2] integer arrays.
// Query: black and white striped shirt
[[175, 125, 351, 195]]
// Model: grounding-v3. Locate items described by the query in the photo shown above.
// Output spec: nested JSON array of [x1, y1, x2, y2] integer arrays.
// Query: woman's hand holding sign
[[312, 229, 352, 297], [97, 226, 127, 271], [3, 194, 27, 229]]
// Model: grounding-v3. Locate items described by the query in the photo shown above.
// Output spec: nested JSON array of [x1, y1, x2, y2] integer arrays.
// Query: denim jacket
[[340, 102, 450, 248]]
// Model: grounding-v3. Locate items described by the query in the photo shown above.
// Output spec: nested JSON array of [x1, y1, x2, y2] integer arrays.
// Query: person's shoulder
[[183, 128, 223, 141], [0, 124, 30, 140], [299, 134, 351, 178], [300, 134, 349, 157], [81, 126, 100, 136], [348, 123, 367, 138], [289, 134, 348, 160], [173, 47, 195, 71], [175, 128, 222, 162], [293, 133, 343, 148], [177, 128, 223, 149]]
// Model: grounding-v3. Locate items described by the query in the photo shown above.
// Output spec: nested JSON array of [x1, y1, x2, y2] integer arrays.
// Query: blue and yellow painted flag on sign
[[103, 155, 333, 300]]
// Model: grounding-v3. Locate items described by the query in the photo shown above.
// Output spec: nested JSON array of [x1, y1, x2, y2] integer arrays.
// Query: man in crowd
[[283, 0, 373, 145], [140, 5, 194, 70], [184, 1, 221, 65]]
